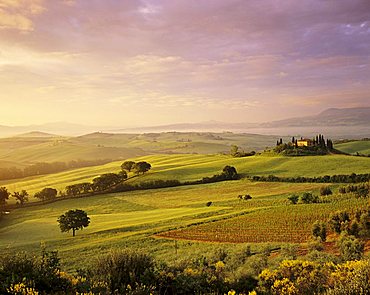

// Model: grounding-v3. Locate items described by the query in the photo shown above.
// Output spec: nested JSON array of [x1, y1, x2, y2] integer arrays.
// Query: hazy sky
[[0, 0, 369, 127]]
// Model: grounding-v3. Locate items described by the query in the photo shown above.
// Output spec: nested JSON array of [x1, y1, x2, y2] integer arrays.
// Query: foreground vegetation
[[2, 243, 370, 294]]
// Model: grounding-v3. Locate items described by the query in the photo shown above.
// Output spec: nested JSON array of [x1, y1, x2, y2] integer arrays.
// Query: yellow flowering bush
[[7, 282, 39, 295]]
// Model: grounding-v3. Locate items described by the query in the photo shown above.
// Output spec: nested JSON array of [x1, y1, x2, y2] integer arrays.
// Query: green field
[[1, 153, 369, 199], [0, 178, 326, 271], [1, 151, 369, 271], [335, 140, 370, 155]]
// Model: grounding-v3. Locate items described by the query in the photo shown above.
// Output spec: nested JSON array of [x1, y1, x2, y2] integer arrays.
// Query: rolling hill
[[0, 132, 284, 169], [1, 153, 369, 198], [335, 139, 370, 155]]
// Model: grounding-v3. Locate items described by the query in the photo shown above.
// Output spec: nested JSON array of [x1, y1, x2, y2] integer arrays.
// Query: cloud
[[0, 0, 45, 31], [0, 0, 369, 125]]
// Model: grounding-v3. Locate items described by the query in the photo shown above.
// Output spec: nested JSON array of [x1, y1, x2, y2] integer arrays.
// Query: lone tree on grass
[[57, 209, 90, 237]]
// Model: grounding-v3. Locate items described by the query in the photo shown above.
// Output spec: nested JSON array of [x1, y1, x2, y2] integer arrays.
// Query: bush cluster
[[288, 192, 320, 204]]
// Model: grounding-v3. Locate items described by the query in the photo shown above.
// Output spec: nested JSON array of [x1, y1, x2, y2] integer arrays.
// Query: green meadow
[[336, 140, 370, 155], [1, 153, 370, 198], [1, 150, 369, 271], [0, 177, 325, 271]]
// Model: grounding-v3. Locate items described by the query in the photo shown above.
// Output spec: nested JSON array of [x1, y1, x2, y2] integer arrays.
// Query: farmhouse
[[297, 138, 314, 147]]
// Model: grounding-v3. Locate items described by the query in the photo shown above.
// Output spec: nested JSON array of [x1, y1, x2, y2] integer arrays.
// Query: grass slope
[[335, 140, 370, 155], [0, 179, 324, 271], [1, 153, 370, 199]]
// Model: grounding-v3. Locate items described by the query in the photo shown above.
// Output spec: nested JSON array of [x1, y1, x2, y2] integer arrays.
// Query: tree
[[0, 186, 10, 213], [133, 161, 151, 175], [118, 170, 128, 180], [65, 184, 80, 197], [312, 221, 327, 241], [288, 194, 299, 204], [92, 173, 122, 191], [79, 182, 92, 194], [222, 165, 238, 180], [12, 190, 29, 206], [121, 161, 136, 172], [57, 209, 90, 237], [34, 187, 57, 202], [66, 183, 93, 196]]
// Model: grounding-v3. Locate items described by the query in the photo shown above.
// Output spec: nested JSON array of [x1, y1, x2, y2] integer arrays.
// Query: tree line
[[66, 165, 239, 197], [250, 172, 370, 183], [0, 164, 239, 215], [0, 159, 112, 181]]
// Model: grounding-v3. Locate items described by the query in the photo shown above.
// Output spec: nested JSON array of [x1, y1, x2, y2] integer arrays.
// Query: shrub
[[244, 194, 252, 200], [330, 211, 350, 234], [320, 186, 332, 196], [288, 194, 299, 204], [301, 192, 319, 204], [92, 249, 155, 294], [339, 186, 346, 194], [312, 221, 327, 241], [337, 234, 364, 261]]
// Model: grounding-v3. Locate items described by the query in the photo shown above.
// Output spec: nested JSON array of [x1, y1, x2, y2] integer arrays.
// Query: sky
[[0, 0, 369, 127]]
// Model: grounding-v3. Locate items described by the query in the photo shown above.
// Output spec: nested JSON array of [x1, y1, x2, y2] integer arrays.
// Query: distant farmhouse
[[275, 134, 334, 155], [296, 138, 314, 147]]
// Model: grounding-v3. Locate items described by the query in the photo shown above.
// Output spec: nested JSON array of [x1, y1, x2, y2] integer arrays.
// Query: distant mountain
[[262, 107, 370, 127], [0, 122, 103, 137], [14, 131, 60, 138], [111, 121, 257, 133], [107, 107, 370, 138]]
